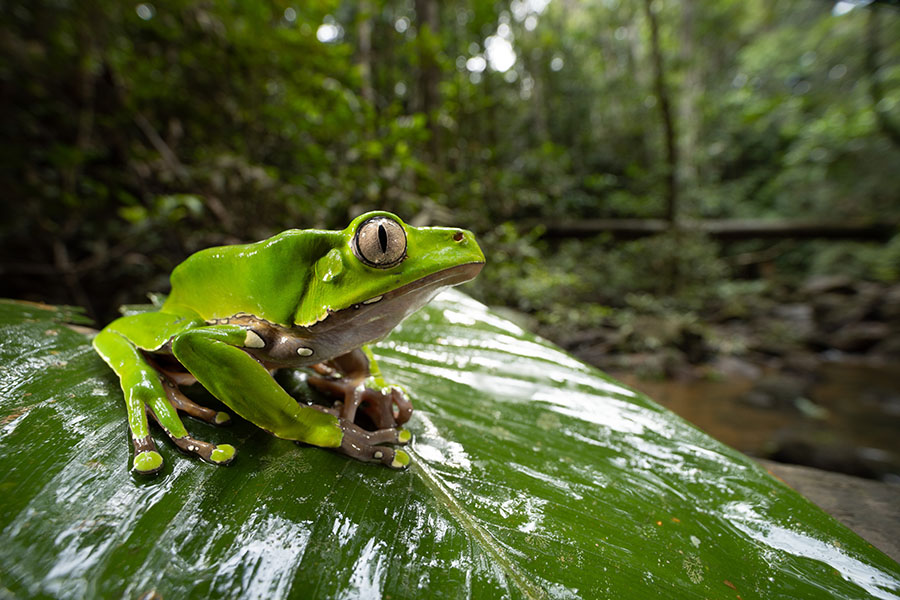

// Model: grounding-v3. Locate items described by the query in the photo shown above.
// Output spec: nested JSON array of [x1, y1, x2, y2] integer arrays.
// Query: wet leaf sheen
[[0, 294, 898, 599]]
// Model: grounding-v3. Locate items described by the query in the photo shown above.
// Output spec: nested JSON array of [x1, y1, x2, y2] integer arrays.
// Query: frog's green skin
[[93, 212, 484, 475]]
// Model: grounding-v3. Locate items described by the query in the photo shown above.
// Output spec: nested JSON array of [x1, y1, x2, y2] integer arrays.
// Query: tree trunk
[[355, 1, 379, 204], [529, 50, 550, 146], [642, 0, 678, 224], [866, 5, 900, 148], [357, 1, 375, 108], [415, 0, 441, 166], [678, 0, 700, 191]]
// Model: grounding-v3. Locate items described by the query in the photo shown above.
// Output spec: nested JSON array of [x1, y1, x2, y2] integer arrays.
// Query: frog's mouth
[[303, 261, 483, 359]]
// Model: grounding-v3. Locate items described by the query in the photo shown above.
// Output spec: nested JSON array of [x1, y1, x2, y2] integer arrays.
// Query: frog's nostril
[[453, 231, 464, 242]]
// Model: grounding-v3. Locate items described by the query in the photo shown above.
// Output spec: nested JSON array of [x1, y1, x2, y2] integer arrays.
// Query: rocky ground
[[565, 275, 900, 378], [553, 275, 900, 481]]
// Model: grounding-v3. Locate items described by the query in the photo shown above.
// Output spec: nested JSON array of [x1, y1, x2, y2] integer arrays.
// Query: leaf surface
[[0, 294, 898, 599]]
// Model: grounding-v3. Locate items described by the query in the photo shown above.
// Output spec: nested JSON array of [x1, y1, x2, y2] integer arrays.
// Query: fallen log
[[537, 218, 898, 240]]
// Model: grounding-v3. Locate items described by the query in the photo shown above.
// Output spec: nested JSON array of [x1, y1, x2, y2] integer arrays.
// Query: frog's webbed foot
[[308, 359, 412, 469], [151, 373, 235, 467], [337, 419, 411, 469], [307, 372, 412, 430], [128, 401, 235, 475], [132, 437, 165, 475]]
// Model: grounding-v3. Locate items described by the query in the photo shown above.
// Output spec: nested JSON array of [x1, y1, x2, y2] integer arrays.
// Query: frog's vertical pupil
[[353, 216, 407, 268], [378, 224, 388, 254]]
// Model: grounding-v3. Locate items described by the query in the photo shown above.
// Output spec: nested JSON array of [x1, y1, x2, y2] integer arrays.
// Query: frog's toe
[[397, 429, 412, 445], [133, 450, 164, 475], [388, 449, 411, 469], [173, 436, 236, 466], [342, 422, 411, 446], [362, 446, 410, 470], [162, 376, 232, 426], [210, 443, 236, 465], [389, 388, 413, 426], [338, 423, 412, 468]]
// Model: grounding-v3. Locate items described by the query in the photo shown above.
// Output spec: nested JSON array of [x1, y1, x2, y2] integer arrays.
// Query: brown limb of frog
[[307, 348, 412, 430]]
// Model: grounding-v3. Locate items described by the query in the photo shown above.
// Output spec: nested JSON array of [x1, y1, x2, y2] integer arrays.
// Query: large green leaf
[[0, 293, 898, 599]]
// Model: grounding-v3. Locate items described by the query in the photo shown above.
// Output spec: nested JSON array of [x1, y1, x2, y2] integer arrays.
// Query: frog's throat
[[302, 261, 483, 352]]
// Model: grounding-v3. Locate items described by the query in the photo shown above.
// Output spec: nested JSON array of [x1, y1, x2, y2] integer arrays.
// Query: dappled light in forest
[[316, 18, 343, 43], [485, 33, 516, 72], [465, 55, 486, 73], [135, 3, 154, 20], [834, 0, 875, 16]]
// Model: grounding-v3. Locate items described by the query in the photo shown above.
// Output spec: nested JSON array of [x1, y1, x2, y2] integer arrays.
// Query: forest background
[[2, 0, 899, 476]]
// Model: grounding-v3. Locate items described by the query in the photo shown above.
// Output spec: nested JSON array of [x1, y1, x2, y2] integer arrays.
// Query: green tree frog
[[93, 212, 484, 475]]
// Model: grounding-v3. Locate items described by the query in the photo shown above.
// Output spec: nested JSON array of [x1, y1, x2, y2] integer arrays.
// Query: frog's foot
[[132, 436, 164, 475], [307, 375, 412, 429], [338, 420, 412, 469], [146, 402, 236, 467], [172, 436, 236, 466], [368, 387, 412, 428], [161, 376, 231, 426]]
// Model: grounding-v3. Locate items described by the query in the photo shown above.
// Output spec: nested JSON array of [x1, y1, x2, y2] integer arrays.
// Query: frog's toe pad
[[213, 411, 231, 425], [397, 429, 412, 445], [389, 449, 410, 470], [210, 444, 236, 465], [133, 450, 164, 475]]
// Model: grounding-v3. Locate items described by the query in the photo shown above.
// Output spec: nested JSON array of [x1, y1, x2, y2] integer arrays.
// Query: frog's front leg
[[308, 347, 413, 430], [93, 325, 236, 474], [171, 326, 410, 468]]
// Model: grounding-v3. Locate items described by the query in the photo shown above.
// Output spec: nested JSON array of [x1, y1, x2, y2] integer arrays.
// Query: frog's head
[[295, 212, 484, 346]]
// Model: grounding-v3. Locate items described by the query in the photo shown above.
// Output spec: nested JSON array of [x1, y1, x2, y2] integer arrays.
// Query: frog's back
[[162, 229, 341, 326]]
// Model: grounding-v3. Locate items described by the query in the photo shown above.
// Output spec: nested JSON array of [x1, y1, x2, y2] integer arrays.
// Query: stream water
[[612, 360, 900, 481]]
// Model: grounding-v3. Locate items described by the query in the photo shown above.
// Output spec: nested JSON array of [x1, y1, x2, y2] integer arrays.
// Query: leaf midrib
[[412, 456, 548, 600]]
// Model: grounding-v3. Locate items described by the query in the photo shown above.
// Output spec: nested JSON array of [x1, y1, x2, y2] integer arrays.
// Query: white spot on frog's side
[[374, 451, 383, 459], [690, 535, 701, 547], [244, 330, 265, 349], [296, 347, 314, 357], [362, 295, 383, 305]]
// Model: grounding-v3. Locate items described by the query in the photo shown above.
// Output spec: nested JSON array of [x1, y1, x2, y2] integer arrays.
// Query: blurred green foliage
[[1, 0, 898, 333], [798, 234, 900, 282]]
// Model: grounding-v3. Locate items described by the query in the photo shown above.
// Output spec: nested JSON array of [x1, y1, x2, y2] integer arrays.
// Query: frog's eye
[[353, 216, 407, 268]]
